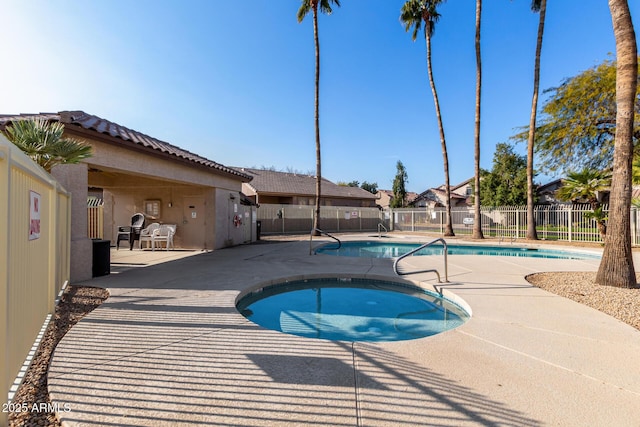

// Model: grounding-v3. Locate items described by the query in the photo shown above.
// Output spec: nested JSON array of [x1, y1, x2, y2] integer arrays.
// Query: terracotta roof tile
[[0, 111, 252, 181]]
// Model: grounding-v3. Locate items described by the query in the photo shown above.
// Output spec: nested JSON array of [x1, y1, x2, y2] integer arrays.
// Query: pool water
[[315, 241, 600, 260], [237, 278, 469, 342]]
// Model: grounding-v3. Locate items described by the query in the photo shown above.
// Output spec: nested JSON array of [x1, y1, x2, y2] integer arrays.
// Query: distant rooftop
[[0, 110, 252, 181], [240, 168, 377, 199]]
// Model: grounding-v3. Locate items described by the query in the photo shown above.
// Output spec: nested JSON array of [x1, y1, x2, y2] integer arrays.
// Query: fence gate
[[87, 198, 104, 239]]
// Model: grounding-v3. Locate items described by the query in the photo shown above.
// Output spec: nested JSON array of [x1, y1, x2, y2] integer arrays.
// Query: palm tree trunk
[[313, 7, 322, 235], [472, 0, 484, 239], [425, 30, 454, 237], [526, 0, 546, 240], [595, 0, 637, 288]]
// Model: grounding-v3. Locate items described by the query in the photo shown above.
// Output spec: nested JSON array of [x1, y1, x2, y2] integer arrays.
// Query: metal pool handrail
[[309, 228, 342, 255], [377, 223, 388, 238], [393, 238, 449, 283]]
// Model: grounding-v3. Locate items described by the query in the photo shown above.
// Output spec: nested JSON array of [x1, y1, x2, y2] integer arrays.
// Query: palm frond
[[3, 118, 92, 171], [297, 0, 311, 22]]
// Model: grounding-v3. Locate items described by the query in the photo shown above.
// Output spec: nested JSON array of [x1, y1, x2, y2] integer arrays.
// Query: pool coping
[[47, 234, 640, 426]]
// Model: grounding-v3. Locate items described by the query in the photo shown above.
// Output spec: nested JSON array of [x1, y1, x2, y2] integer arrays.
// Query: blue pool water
[[315, 241, 600, 260], [237, 278, 469, 342]]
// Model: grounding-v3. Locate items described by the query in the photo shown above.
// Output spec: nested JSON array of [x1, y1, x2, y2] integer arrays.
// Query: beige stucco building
[[1, 111, 255, 282]]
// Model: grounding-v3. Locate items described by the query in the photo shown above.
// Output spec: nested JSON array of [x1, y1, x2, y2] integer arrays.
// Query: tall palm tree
[[3, 118, 92, 172], [297, 0, 341, 234], [596, 0, 637, 288], [526, 0, 547, 240], [555, 169, 611, 240], [400, 0, 454, 237], [472, 0, 484, 239]]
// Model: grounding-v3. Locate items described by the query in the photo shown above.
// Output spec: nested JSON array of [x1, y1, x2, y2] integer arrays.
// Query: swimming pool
[[315, 241, 600, 260], [237, 277, 470, 342]]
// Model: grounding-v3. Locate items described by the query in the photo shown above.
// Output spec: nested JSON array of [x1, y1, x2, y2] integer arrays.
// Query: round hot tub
[[237, 277, 470, 342]]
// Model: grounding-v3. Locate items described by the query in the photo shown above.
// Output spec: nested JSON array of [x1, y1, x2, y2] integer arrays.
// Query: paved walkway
[[49, 235, 640, 426]]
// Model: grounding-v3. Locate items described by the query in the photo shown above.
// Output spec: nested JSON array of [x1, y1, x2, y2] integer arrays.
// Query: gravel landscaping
[[7, 270, 640, 426], [8, 286, 109, 427]]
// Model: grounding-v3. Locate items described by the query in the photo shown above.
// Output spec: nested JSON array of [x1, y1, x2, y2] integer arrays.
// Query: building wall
[[76, 135, 249, 250]]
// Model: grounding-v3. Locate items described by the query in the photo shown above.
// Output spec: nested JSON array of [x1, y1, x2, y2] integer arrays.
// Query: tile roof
[[0, 111, 252, 181], [240, 168, 377, 199]]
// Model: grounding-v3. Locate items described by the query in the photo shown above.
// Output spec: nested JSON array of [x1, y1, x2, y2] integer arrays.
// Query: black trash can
[[92, 239, 111, 277], [256, 220, 261, 241]]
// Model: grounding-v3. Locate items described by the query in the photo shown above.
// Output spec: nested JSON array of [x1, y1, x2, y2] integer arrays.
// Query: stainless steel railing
[[377, 223, 388, 238], [309, 228, 342, 255], [393, 238, 448, 282]]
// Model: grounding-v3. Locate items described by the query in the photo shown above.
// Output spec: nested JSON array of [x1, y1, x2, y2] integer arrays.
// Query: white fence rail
[[391, 204, 639, 245], [256, 203, 640, 246]]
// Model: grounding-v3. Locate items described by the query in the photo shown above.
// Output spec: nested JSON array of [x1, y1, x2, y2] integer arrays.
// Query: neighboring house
[[376, 190, 419, 209], [536, 179, 564, 205], [536, 178, 610, 205], [413, 178, 473, 208], [1, 111, 255, 281], [240, 168, 378, 207]]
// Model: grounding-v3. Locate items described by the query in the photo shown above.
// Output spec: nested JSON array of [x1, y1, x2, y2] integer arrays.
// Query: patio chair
[[151, 224, 176, 251], [116, 213, 145, 250], [139, 223, 160, 249]]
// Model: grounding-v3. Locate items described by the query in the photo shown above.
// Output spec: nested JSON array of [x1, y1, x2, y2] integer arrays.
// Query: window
[[144, 200, 161, 219]]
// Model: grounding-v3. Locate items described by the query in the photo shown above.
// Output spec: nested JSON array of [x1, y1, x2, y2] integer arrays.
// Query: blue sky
[[1, 1, 639, 193]]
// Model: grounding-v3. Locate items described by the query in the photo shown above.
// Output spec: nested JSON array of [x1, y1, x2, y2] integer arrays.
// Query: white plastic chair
[[139, 223, 160, 249], [152, 224, 176, 251]]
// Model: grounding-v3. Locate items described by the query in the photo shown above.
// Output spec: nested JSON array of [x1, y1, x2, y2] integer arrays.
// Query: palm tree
[[297, 0, 341, 234], [555, 169, 611, 240], [526, 0, 547, 240], [400, 0, 454, 237], [472, 0, 484, 239], [3, 118, 92, 172], [596, 0, 637, 288]]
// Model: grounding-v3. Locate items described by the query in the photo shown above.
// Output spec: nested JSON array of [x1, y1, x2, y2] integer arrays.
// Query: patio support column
[[51, 163, 92, 283]]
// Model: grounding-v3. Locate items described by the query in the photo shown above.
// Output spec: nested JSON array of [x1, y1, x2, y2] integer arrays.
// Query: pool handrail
[[309, 228, 342, 255], [393, 238, 449, 283], [377, 223, 388, 238]]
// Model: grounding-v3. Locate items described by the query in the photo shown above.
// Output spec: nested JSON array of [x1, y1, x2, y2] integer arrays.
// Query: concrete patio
[[48, 235, 640, 426]]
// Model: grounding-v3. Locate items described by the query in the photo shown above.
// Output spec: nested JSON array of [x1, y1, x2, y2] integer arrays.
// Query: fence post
[[568, 205, 573, 242]]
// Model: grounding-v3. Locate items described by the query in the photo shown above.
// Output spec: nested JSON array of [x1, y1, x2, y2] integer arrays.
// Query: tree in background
[[3, 119, 92, 172], [512, 57, 640, 175], [478, 143, 529, 207], [596, 0, 637, 288], [556, 169, 611, 240], [526, 0, 547, 240], [391, 160, 409, 208], [360, 181, 378, 194], [472, 0, 484, 239], [337, 180, 378, 194], [400, 0, 454, 236], [297, 0, 341, 233]]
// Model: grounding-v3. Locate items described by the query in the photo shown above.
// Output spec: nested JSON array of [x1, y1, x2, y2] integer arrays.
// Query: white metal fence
[[391, 204, 640, 245], [256, 203, 640, 246]]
